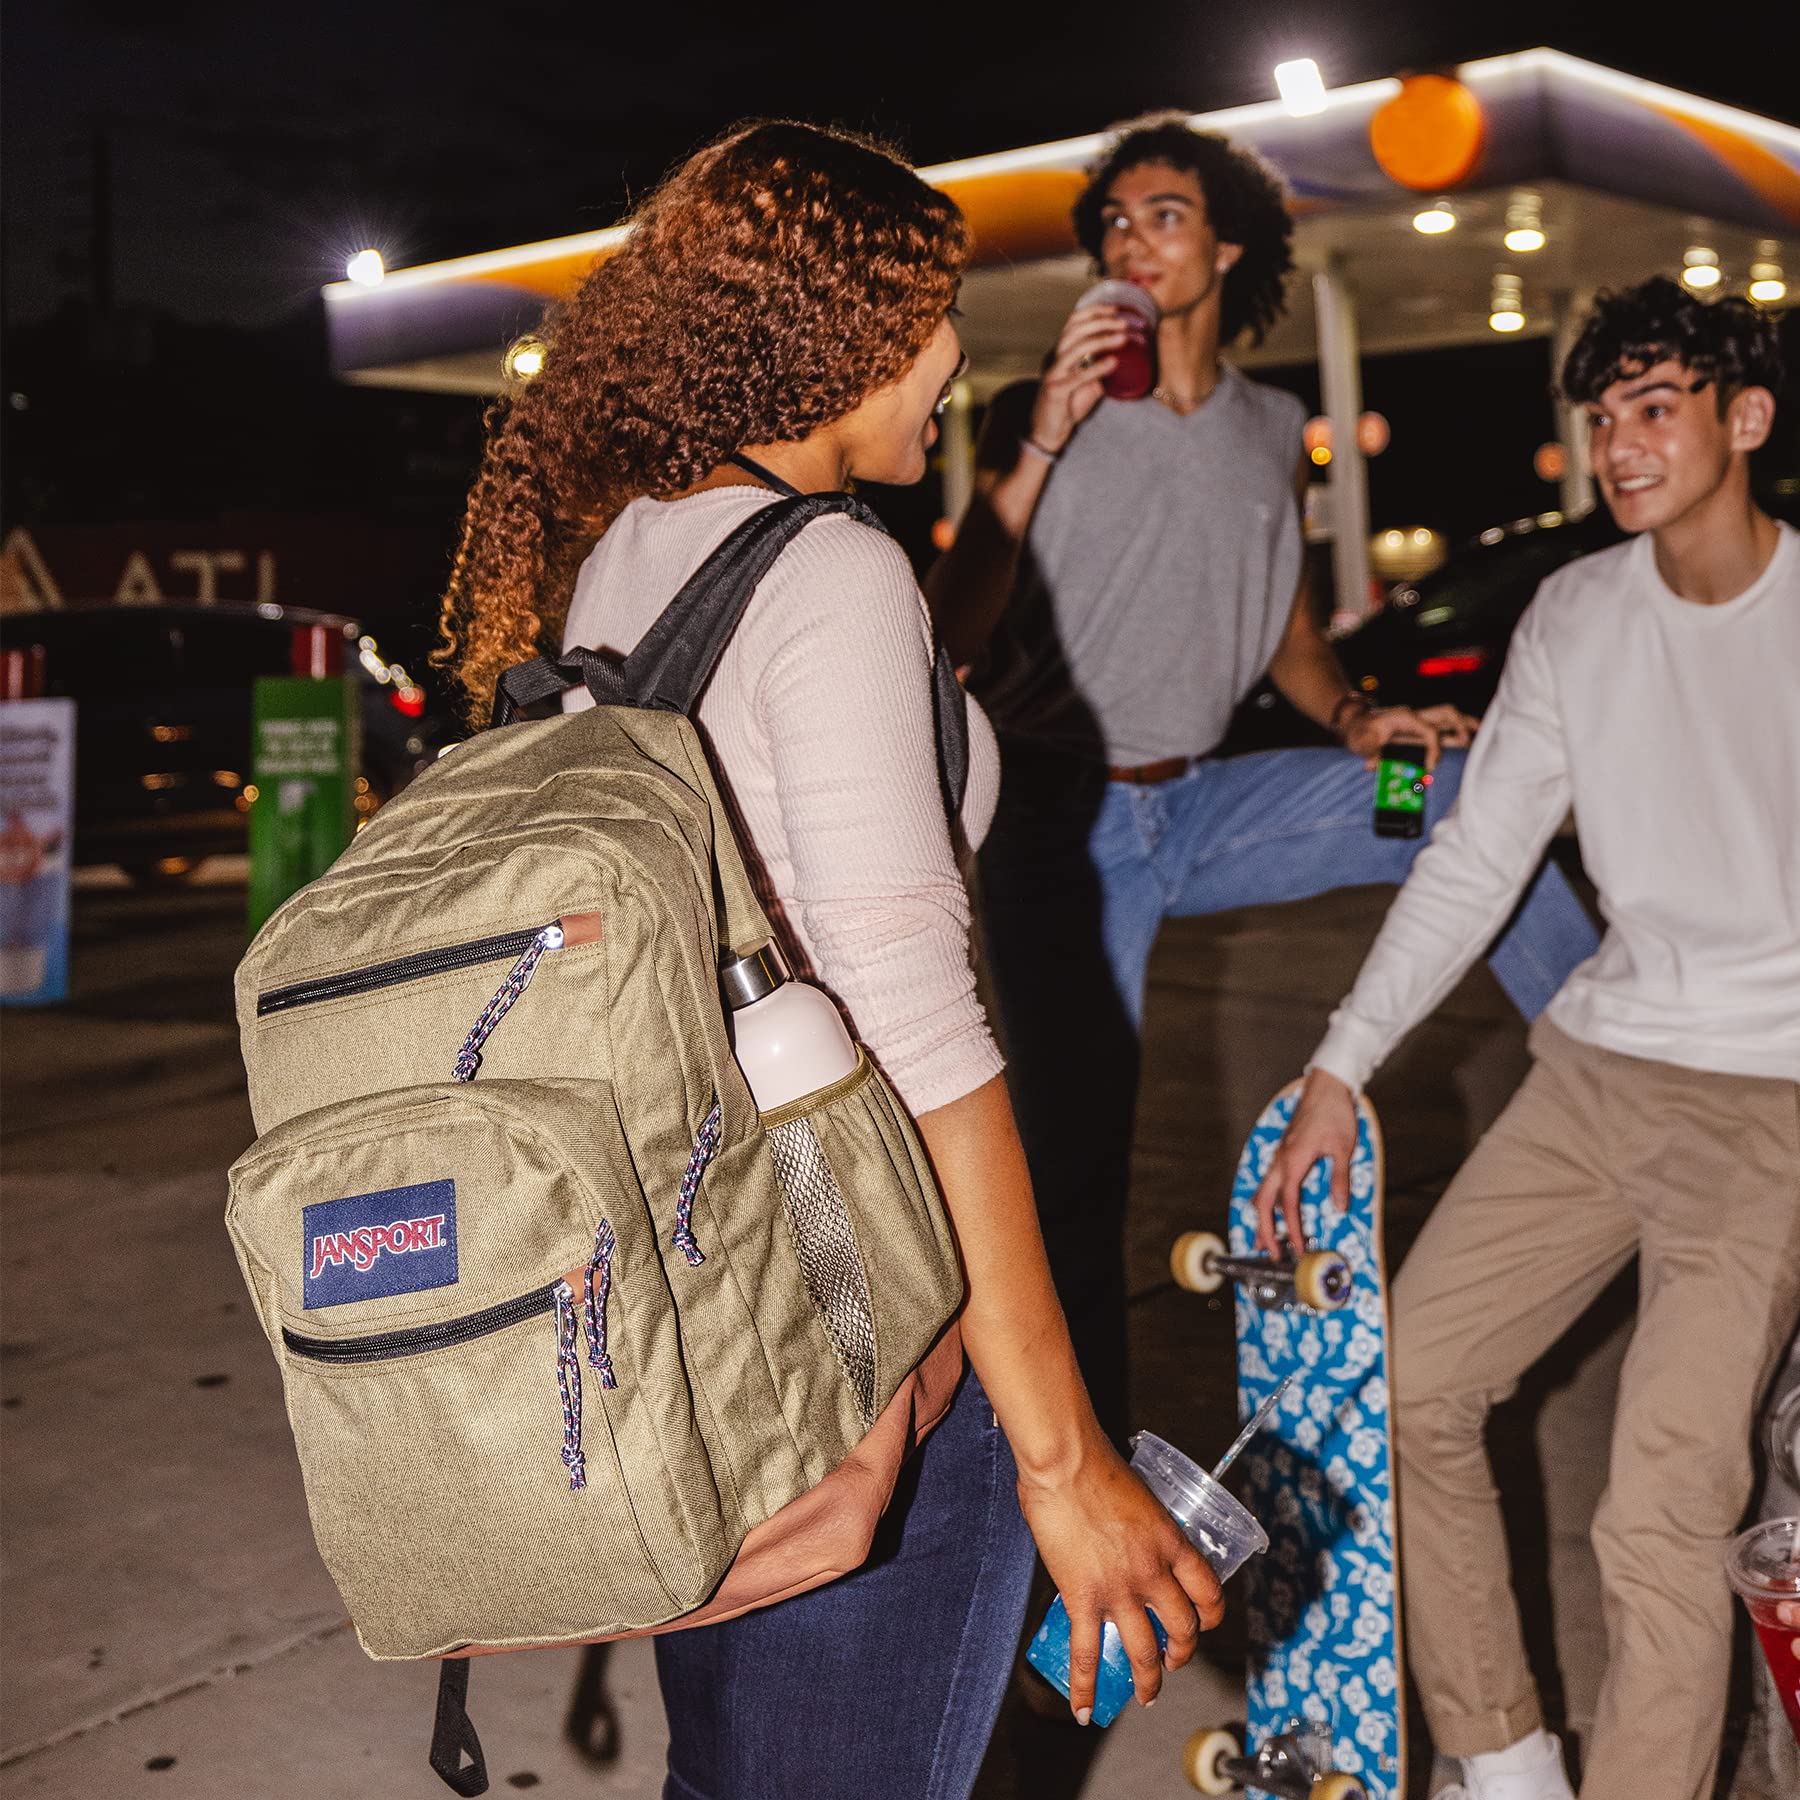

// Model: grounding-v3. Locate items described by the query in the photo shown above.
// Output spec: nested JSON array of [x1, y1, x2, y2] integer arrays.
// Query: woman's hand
[[1340, 702, 1477, 772], [1251, 1069, 1358, 1256], [1017, 1428, 1223, 1722], [1029, 306, 1131, 457]]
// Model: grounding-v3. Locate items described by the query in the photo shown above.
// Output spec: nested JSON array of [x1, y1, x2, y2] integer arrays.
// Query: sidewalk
[[3, 872, 1630, 1798]]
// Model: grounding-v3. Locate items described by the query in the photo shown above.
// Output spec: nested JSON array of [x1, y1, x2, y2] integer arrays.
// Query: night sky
[[6, 0, 1795, 329], [2, 0, 1794, 633]]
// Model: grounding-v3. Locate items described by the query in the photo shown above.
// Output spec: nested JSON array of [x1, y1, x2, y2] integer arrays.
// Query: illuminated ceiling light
[[1750, 247, 1786, 303], [1274, 59, 1328, 116], [504, 336, 547, 381], [1503, 189, 1545, 253], [1310, 444, 1333, 466], [1681, 246, 1721, 290], [1490, 270, 1526, 333], [345, 249, 386, 287], [1412, 203, 1456, 235]]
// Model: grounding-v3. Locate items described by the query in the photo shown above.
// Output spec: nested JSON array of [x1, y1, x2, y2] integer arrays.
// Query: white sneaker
[[1458, 1730, 1576, 1800]]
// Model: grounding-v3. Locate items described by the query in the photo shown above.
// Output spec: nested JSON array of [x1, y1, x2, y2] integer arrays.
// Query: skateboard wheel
[[1182, 1726, 1240, 1794], [1293, 1248, 1352, 1312], [1309, 1775, 1368, 1800], [1171, 1231, 1226, 1295]]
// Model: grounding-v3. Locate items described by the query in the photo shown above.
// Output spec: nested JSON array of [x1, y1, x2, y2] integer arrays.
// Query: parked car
[[1218, 508, 1627, 756], [1221, 478, 1800, 757], [0, 602, 451, 883]]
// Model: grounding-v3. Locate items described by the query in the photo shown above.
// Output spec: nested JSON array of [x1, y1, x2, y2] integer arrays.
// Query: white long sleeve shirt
[[562, 488, 1005, 1118], [1311, 523, 1800, 1091]]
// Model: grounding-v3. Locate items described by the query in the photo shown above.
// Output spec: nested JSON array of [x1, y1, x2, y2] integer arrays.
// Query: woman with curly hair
[[437, 121, 1221, 1800]]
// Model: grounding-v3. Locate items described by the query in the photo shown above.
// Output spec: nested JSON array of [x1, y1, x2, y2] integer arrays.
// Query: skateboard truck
[[1170, 1231, 1352, 1313], [1184, 1724, 1367, 1799]]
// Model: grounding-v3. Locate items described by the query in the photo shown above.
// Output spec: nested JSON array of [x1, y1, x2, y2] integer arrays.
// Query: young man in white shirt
[[1255, 277, 1798, 1798]]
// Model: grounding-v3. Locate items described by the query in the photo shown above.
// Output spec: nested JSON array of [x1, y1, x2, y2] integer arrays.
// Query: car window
[[1410, 530, 1598, 634], [3, 614, 185, 697], [179, 617, 294, 686]]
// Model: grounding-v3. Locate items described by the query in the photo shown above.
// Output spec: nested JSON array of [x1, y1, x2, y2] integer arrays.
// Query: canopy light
[[1490, 270, 1525, 333], [1750, 246, 1786, 304], [1412, 204, 1456, 236], [504, 336, 547, 381], [1503, 190, 1545, 253], [1681, 246, 1721, 290], [345, 249, 386, 287], [1274, 59, 1328, 116]]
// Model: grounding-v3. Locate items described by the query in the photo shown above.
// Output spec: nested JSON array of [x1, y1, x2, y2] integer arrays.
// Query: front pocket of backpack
[[759, 1057, 965, 1433], [229, 1081, 733, 1658]]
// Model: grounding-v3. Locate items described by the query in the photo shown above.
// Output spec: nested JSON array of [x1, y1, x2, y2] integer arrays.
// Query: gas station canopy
[[323, 48, 1797, 612], [327, 48, 1798, 395]]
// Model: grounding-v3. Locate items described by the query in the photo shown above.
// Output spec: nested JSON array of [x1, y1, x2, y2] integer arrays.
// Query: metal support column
[[1313, 258, 1371, 620], [1551, 291, 1596, 517], [941, 377, 975, 527]]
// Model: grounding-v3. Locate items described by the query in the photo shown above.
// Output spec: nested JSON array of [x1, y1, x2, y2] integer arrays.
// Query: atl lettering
[[309, 1214, 447, 1280]]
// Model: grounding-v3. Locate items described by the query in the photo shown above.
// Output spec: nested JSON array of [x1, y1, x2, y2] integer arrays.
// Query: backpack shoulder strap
[[493, 491, 970, 816]]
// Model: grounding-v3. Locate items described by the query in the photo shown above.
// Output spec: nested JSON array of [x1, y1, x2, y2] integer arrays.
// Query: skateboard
[[1170, 1082, 1402, 1800]]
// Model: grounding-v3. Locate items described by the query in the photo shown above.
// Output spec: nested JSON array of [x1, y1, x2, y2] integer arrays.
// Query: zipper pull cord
[[452, 923, 563, 1083], [672, 1096, 721, 1267], [553, 1280, 587, 1492], [583, 1220, 618, 1390]]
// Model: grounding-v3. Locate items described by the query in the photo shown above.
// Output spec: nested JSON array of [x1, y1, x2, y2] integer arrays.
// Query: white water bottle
[[720, 942, 858, 1112]]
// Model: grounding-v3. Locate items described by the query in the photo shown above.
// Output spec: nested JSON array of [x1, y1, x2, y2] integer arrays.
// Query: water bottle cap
[[719, 942, 788, 1009]]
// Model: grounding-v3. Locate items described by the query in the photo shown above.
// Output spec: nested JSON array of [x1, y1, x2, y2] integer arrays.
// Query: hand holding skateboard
[[1251, 1069, 1358, 1256]]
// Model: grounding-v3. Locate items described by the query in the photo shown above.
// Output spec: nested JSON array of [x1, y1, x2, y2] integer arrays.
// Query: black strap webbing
[[429, 1659, 488, 1796], [492, 487, 971, 819]]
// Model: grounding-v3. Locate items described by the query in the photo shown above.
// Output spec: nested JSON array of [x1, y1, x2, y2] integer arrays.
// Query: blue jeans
[[655, 1367, 1037, 1800], [978, 743, 1601, 1437]]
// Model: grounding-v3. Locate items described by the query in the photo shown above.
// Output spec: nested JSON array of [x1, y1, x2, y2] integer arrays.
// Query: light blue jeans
[[979, 743, 1601, 1436]]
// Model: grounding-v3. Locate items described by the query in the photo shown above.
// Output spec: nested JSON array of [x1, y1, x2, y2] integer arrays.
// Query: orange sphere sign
[[1370, 74, 1486, 192]]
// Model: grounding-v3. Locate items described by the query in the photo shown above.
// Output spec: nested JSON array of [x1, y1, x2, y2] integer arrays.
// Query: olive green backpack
[[226, 494, 971, 1793]]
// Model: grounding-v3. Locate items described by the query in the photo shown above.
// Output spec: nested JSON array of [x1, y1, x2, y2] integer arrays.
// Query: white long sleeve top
[[562, 486, 1005, 1117], [1311, 523, 1800, 1091]]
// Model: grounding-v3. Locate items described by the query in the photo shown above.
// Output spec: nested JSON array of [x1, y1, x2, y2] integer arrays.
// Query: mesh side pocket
[[765, 1115, 877, 1430]]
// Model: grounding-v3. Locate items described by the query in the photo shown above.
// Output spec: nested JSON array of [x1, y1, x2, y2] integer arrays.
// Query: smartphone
[[1373, 742, 1429, 839]]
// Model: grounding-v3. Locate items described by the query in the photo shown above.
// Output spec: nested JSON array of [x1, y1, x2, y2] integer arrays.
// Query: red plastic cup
[[1726, 1517, 1800, 1742], [1076, 280, 1159, 401]]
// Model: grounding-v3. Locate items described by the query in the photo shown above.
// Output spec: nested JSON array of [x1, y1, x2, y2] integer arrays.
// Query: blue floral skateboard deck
[[1228, 1083, 1403, 1798]]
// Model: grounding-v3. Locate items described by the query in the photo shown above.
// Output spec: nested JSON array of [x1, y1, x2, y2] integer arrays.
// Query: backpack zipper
[[282, 1282, 559, 1363], [282, 1221, 621, 1492], [257, 923, 562, 1017]]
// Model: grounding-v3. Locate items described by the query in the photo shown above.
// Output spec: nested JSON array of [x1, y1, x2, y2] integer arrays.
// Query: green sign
[[249, 675, 358, 934]]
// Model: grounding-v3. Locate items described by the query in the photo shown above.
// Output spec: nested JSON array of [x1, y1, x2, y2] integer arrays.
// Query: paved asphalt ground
[[0, 860, 1782, 1798]]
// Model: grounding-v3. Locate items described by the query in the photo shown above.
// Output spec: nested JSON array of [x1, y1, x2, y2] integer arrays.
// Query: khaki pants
[[1393, 1019, 1800, 1797]]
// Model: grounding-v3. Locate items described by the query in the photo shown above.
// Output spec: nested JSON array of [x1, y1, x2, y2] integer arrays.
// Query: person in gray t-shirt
[[927, 116, 1599, 1435]]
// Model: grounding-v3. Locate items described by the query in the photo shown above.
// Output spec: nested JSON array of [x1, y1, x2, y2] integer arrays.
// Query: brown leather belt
[[1106, 756, 1195, 785]]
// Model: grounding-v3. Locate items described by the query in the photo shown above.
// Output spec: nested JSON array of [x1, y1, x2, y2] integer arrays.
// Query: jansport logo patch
[[302, 1179, 458, 1310]]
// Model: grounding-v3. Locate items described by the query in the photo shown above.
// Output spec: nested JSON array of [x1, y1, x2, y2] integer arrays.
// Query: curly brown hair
[[435, 120, 970, 722]]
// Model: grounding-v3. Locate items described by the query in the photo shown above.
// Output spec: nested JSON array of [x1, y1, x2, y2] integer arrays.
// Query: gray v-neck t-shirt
[[977, 364, 1305, 765]]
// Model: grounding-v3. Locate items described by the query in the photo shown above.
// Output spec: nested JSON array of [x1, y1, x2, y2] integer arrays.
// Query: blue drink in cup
[[1026, 1431, 1268, 1726]]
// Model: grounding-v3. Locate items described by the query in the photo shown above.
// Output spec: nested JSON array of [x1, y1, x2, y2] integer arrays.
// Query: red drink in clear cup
[[1077, 280, 1159, 401], [1727, 1517, 1800, 1742]]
